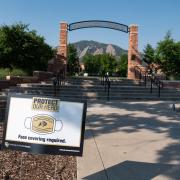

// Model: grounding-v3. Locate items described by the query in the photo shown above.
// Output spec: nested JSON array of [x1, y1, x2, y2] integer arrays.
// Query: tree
[[0, 23, 54, 74], [143, 44, 155, 64], [100, 54, 117, 75], [82, 53, 117, 76], [156, 32, 180, 78], [117, 54, 128, 77], [67, 44, 80, 75], [82, 54, 100, 75]]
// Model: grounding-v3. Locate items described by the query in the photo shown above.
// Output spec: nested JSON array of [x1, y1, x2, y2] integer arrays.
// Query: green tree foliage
[[82, 54, 117, 76], [143, 44, 155, 64], [82, 54, 100, 75], [143, 32, 180, 79], [100, 54, 117, 75], [117, 54, 128, 77], [0, 68, 27, 79], [156, 32, 180, 77], [0, 23, 54, 74], [67, 44, 80, 75]]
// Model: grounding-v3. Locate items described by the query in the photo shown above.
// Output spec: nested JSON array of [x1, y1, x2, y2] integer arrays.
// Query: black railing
[[134, 66, 147, 86], [0, 122, 3, 146], [53, 71, 66, 97], [134, 66, 164, 97], [101, 74, 111, 100], [100, 75, 104, 85], [0, 101, 6, 122], [0, 101, 6, 148], [149, 75, 164, 97]]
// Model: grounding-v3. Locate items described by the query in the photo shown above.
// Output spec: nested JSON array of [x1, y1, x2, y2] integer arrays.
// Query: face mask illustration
[[24, 115, 63, 134]]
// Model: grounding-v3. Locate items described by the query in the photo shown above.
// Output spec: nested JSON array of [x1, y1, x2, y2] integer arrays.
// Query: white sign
[[3, 95, 86, 156]]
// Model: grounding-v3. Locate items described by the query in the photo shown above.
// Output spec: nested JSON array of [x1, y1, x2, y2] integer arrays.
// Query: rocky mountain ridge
[[72, 40, 127, 59]]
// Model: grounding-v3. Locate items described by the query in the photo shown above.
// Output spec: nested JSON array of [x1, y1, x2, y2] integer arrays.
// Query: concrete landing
[[77, 101, 180, 180]]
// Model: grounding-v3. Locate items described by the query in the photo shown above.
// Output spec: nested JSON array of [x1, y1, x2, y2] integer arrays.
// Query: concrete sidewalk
[[77, 101, 180, 180]]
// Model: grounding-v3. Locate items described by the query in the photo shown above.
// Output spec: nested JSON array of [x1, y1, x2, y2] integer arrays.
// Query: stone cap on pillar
[[129, 24, 138, 33], [60, 21, 68, 24], [60, 22, 68, 29], [129, 24, 138, 27]]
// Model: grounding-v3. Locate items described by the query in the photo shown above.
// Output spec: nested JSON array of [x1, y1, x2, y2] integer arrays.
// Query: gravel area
[[0, 123, 77, 180]]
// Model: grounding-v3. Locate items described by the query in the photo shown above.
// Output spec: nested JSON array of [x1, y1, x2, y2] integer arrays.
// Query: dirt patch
[[0, 123, 77, 180]]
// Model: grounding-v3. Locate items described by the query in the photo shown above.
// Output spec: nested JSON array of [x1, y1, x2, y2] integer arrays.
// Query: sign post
[[2, 94, 86, 156]]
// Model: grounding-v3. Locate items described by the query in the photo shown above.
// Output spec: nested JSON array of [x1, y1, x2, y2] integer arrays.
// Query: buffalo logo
[[24, 115, 63, 134]]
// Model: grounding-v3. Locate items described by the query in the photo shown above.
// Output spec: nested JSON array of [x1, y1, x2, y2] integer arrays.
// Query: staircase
[[2, 76, 180, 101]]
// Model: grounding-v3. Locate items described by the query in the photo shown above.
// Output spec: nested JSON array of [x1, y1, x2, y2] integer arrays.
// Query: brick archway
[[58, 21, 141, 79]]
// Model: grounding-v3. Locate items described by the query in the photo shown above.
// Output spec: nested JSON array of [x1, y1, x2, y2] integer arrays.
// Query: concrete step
[[3, 90, 180, 100], [17, 79, 141, 87], [1, 91, 180, 101], [13, 85, 161, 91], [5, 89, 168, 96], [6, 86, 180, 95], [3, 77, 180, 101], [6, 86, 160, 92]]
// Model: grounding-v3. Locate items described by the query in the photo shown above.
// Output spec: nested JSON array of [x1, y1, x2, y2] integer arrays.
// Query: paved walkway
[[77, 101, 180, 180]]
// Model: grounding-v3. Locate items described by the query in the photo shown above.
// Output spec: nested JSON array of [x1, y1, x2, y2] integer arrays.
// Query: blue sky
[[0, 0, 180, 52]]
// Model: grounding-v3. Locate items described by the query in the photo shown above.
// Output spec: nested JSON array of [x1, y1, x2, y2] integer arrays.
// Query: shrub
[[0, 68, 27, 79], [0, 68, 11, 79], [10, 68, 27, 77]]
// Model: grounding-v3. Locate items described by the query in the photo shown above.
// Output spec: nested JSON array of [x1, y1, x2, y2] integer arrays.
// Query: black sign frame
[[2, 93, 87, 156]]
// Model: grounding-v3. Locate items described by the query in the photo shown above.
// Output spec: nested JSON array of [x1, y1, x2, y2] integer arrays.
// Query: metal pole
[[62, 71, 64, 85], [150, 78, 153, 93], [158, 82, 161, 97], [53, 81, 57, 97], [60, 73, 62, 86], [138, 71, 141, 86], [57, 73, 60, 91], [107, 81, 110, 101], [62, 71, 63, 85]]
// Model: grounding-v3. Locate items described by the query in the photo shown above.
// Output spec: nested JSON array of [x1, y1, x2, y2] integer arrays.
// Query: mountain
[[71, 40, 127, 60]]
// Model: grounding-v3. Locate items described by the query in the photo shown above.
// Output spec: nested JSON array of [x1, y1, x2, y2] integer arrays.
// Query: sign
[[69, 20, 129, 33], [2, 94, 86, 156]]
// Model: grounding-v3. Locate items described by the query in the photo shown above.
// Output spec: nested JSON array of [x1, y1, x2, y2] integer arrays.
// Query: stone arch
[[58, 20, 141, 79]]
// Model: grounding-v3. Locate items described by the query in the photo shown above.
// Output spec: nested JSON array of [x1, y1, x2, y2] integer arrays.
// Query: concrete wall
[[163, 81, 180, 88]]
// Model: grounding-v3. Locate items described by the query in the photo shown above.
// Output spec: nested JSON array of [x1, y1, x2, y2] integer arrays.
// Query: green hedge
[[0, 68, 27, 79]]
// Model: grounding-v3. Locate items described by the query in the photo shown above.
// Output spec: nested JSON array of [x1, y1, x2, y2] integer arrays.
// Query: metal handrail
[[0, 101, 6, 148], [0, 122, 3, 148], [134, 66, 147, 86], [53, 70, 66, 97], [101, 74, 111, 100], [134, 66, 163, 97], [149, 75, 164, 97]]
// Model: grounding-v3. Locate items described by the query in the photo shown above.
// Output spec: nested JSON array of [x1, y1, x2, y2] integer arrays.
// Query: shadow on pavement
[[87, 101, 180, 138], [84, 160, 180, 180], [85, 101, 180, 179]]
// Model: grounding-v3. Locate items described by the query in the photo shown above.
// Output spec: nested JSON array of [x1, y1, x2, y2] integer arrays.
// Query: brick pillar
[[57, 22, 68, 74], [58, 22, 68, 57], [128, 24, 141, 79]]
